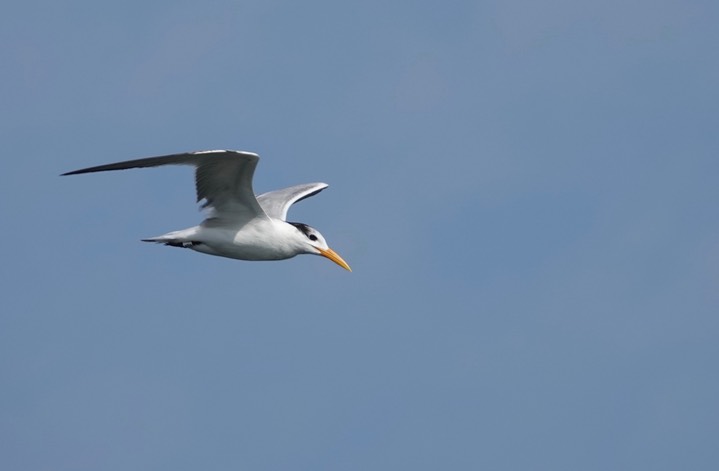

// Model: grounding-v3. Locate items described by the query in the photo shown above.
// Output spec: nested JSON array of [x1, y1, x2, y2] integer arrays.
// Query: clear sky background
[[2, 1, 718, 470]]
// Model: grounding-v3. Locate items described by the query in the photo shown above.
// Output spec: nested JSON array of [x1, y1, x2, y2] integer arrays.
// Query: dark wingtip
[[294, 188, 323, 205], [61, 169, 84, 176]]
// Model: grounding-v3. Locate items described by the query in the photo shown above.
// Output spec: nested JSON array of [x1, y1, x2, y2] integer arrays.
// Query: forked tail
[[142, 238, 200, 248], [141, 228, 201, 248]]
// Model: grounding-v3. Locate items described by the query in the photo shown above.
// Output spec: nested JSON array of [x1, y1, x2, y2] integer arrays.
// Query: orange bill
[[318, 247, 352, 271]]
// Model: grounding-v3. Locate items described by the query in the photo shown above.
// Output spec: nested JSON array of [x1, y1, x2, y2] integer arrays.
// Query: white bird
[[62, 149, 351, 271]]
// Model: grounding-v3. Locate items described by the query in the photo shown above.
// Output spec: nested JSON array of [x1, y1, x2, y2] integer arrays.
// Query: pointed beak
[[318, 247, 352, 271]]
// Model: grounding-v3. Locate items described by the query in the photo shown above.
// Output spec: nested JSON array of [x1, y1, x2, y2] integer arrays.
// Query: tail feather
[[142, 238, 200, 248], [141, 228, 201, 248]]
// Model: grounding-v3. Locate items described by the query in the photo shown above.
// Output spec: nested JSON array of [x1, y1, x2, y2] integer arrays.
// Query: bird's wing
[[256, 183, 328, 221], [62, 150, 268, 221]]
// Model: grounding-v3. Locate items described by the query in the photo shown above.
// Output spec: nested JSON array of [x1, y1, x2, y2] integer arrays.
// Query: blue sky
[[2, 1, 718, 469]]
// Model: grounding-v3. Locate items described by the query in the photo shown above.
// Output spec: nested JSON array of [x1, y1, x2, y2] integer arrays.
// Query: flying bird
[[62, 150, 351, 271]]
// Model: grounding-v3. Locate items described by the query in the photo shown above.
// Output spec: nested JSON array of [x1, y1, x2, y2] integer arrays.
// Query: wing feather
[[256, 183, 328, 220], [62, 150, 267, 220]]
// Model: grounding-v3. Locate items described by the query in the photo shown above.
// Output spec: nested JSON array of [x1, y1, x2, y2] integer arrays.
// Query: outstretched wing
[[256, 183, 328, 221], [63, 150, 268, 221]]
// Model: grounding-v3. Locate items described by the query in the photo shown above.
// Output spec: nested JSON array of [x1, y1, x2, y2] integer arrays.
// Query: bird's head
[[289, 222, 351, 271]]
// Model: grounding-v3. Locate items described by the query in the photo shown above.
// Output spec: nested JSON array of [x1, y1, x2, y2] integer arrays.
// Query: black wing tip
[[60, 166, 108, 176], [294, 185, 329, 204], [60, 148, 260, 177]]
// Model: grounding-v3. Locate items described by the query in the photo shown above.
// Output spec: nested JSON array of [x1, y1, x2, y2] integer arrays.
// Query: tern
[[62, 150, 351, 271]]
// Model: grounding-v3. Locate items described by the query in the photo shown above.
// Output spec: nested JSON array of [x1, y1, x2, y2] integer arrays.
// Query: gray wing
[[256, 183, 328, 221], [63, 150, 268, 220]]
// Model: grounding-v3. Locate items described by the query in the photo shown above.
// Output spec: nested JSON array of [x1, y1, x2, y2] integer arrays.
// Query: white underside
[[147, 217, 309, 261]]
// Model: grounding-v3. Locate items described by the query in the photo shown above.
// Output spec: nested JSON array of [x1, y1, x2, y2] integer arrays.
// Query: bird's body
[[150, 218, 309, 261], [63, 150, 351, 271]]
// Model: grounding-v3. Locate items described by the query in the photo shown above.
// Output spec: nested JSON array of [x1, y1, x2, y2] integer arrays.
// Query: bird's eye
[[309, 234, 318, 241]]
